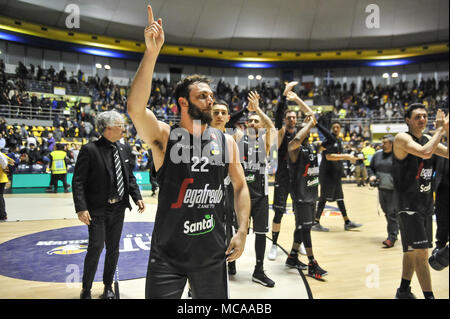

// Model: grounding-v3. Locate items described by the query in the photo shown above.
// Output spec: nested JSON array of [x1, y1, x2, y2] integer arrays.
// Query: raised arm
[[276, 80, 300, 131], [127, 5, 169, 167], [394, 111, 448, 160], [432, 112, 449, 159], [288, 115, 317, 163], [285, 90, 314, 116], [247, 91, 276, 156], [226, 106, 248, 129], [276, 81, 298, 148]]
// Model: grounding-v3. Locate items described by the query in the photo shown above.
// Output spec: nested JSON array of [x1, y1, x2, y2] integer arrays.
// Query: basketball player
[[234, 91, 277, 287], [312, 121, 362, 232], [287, 113, 328, 279], [281, 89, 337, 274], [127, 5, 251, 299], [393, 105, 448, 299], [210, 100, 239, 276], [268, 81, 307, 260]]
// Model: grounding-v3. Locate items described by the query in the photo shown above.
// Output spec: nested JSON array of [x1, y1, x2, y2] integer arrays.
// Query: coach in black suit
[[72, 110, 145, 299]]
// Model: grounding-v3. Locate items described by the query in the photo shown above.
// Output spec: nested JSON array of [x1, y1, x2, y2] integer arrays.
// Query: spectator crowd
[[1, 60, 448, 181]]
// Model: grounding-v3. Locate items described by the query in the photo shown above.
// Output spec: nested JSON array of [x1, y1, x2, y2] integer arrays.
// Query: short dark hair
[[331, 120, 341, 128], [284, 109, 297, 118], [404, 103, 426, 120], [213, 99, 229, 110], [174, 74, 211, 112]]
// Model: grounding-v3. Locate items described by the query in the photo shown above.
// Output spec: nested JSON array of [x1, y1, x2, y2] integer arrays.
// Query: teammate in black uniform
[[286, 98, 328, 279], [268, 81, 307, 260], [127, 6, 251, 299], [312, 121, 362, 232], [393, 104, 448, 299], [210, 100, 240, 276], [235, 91, 277, 287]]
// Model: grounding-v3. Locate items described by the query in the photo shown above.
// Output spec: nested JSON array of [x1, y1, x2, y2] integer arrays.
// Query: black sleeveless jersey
[[276, 128, 297, 182], [393, 133, 434, 215], [289, 143, 320, 203], [319, 135, 344, 180], [152, 125, 229, 272], [239, 133, 267, 200]]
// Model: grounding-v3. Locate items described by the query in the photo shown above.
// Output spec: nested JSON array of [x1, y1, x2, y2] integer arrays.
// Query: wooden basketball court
[[0, 184, 448, 299]]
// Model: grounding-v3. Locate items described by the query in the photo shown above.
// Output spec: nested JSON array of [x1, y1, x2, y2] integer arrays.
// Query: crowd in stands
[[1, 60, 448, 179]]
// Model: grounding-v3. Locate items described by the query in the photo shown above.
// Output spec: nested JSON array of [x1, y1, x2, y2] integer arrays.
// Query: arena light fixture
[[77, 47, 126, 58], [255, 75, 262, 80], [234, 62, 273, 68], [0, 31, 22, 42], [391, 72, 399, 78], [248, 75, 255, 80], [368, 59, 410, 67], [104, 64, 111, 70], [95, 63, 102, 69], [382, 73, 389, 78]]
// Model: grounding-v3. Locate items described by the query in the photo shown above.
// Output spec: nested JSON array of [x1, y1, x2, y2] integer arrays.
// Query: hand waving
[[247, 91, 260, 112], [144, 5, 164, 53], [285, 91, 299, 102], [434, 109, 445, 129], [283, 81, 298, 96]]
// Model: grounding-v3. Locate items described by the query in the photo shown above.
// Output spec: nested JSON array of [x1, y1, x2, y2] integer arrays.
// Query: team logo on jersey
[[419, 168, 433, 180], [210, 142, 221, 156], [419, 182, 432, 193], [183, 214, 215, 236], [306, 178, 319, 187], [246, 173, 255, 183], [171, 178, 223, 209]]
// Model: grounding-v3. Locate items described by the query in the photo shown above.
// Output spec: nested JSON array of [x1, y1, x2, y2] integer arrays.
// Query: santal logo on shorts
[[184, 214, 215, 236]]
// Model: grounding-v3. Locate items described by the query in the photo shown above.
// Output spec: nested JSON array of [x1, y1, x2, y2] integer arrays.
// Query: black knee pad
[[273, 211, 284, 224]]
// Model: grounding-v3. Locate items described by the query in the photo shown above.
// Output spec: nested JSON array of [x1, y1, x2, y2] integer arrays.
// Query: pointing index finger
[[147, 5, 154, 25]]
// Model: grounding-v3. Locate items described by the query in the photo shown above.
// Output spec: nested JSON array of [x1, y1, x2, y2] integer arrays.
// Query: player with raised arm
[[127, 5, 251, 299]]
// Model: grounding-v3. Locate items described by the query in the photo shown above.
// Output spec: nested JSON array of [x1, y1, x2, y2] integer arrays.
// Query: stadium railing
[[0, 104, 76, 121]]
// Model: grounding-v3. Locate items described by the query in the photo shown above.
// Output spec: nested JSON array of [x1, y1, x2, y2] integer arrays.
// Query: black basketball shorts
[[145, 252, 228, 299], [398, 210, 433, 253]]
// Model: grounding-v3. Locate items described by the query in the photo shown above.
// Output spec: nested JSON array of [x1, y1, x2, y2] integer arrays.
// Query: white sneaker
[[299, 242, 307, 255], [267, 244, 278, 260]]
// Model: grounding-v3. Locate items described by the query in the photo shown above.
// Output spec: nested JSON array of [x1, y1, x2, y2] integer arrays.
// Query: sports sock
[[255, 233, 266, 272], [272, 231, 279, 245], [315, 200, 326, 220], [337, 200, 348, 218], [399, 278, 411, 292]]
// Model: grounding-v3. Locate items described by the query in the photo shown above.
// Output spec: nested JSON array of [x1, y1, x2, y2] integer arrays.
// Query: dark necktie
[[112, 145, 124, 199]]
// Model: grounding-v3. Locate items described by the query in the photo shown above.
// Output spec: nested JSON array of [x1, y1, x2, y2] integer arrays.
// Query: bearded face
[[187, 98, 212, 125]]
